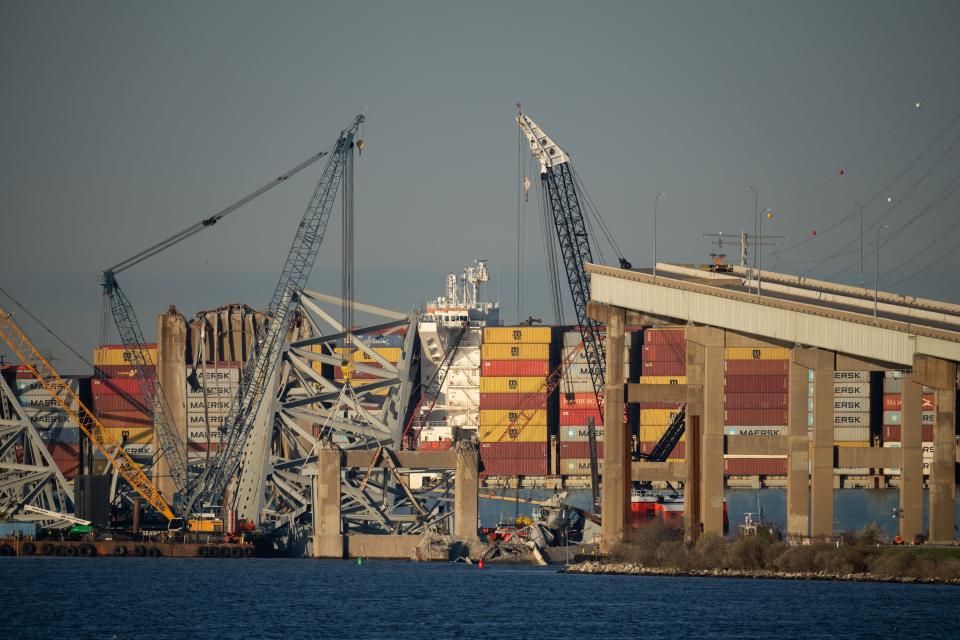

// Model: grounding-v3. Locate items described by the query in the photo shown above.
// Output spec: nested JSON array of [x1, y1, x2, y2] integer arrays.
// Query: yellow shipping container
[[638, 376, 687, 385], [478, 423, 548, 442], [94, 347, 157, 367], [104, 426, 154, 447], [334, 347, 402, 363], [834, 441, 870, 448], [640, 409, 681, 425], [479, 377, 546, 394], [483, 326, 552, 344], [479, 409, 548, 427], [724, 347, 790, 360], [640, 424, 686, 442], [481, 343, 550, 361]]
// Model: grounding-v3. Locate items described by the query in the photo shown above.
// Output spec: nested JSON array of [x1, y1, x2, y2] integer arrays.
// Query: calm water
[[3, 558, 959, 639], [481, 488, 960, 536]]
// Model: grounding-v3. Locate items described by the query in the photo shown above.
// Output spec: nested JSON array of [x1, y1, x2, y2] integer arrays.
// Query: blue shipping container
[[0, 521, 38, 538]]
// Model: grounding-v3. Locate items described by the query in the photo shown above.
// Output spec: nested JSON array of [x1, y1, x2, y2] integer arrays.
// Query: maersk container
[[483, 326, 552, 344], [0, 522, 38, 538], [833, 397, 868, 412], [640, 408, 681, 425], [564, 363, 630, 380], [481, 457, 549, 477], [724, 347, 790, 360], [22, 407, 75, 429], [723, 375, 788, 393], [724, 360, 789, 376], [94, 345, 158, 367], [559, 425, 606, 442], [832, 382, 870, 397], [92, 393, 149, 413], [834, 370, 870, 382], [833, 413, 870, 427], [559, 408, 602, 426], [558, 458, 605, 476], [556, 378, 595, 393], [724, 408, 788, 426], [49, 443, 79, 478], [882, 393, 935, 411], [723, 392, 788, 409], [481, 360, 550, 377], [881, 425, 934, 442], [480, 343, 550, 361], [723, 425, 787, 436], [96, 409, 152, 429], [643, 327, 685, 346], [479, 409, 548, 427], [479, 392, 548, 410], [93, 365, 149, 379], [641, 361, 685, 376]]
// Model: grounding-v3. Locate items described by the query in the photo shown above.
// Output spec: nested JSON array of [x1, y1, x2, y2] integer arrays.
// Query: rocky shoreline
[[562, 561, 960, 585]]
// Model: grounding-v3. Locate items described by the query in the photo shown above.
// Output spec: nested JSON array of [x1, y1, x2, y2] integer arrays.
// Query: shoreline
[[561, 561, 960, 585]]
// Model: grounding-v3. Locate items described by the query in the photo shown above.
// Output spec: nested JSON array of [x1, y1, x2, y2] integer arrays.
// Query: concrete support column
[[156, 306, 187, 503], [453, 441, 479, 540], [787, 359, 811, 537], [684, 414, 701, 542], [915, 355, 957, 543], [900, 374, 923, 542], [600, 307, 628, 552], [808, 350, 835, 539], [311, 440, 343, 558], [686, 326, 725, 536]]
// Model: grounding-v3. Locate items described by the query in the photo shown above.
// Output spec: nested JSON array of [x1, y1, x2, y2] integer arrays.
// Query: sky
[[2, 0, 959, 371]]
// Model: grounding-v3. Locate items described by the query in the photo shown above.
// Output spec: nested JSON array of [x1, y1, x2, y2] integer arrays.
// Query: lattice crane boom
[[188, 114, 364, 513], [0, 306, 175, 520]]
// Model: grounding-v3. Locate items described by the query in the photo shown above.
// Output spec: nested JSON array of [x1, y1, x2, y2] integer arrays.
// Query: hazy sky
[[2, 1, 959, 371]]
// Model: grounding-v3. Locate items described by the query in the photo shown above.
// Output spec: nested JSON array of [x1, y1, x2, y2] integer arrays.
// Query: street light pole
[[747, 186, 758, 284], [654, 192, 665, 278], [874, 224, 889, 318], [852, 201, 864, 288]]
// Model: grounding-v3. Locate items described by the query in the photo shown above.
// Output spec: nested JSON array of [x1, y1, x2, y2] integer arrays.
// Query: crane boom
[[516, 111, 606, 409], [0, 306, 174, 520], [189, 114, 364, 513]]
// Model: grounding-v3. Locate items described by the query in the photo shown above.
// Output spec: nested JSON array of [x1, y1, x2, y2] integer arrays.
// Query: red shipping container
[[97, 409, 153, 429], [724, 408, 788, 426], [49, 443, 80, 479], [559, 393, 602, 410], [724, 392, 788, 409], [724, 360, 789, 376], [479, 442, 548, 459], [724, 457, 787, 475], [91, 377, 149, 395], [560, 408, 602, 426], [416, 440, 454, 451], [92, 393, 149, 413], [480, 393, 549, 410], [883, 393, 935, 411], [480, 458, 549, 477], [882, 425, 933, 442], [641, 344, 686, 362], [644, 329, 685, 346], [641, 361, 686, 376], [560, 441, 605, 458], [481, 360, 550, 377], [724, 375, 788, 392], [638, 440, 686, 458]]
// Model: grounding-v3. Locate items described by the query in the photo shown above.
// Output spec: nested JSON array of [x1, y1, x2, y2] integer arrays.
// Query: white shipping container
[[834, 370, 869, 382], [833, 382, 870, 397], [883, 410, 937, 425], [559, 425, 606, 442], [22, 406, 75, 429], [833, 426, 870, 441], [724, 425, 788, 436], [833, 398, 869, 412], [833, 413, 871, 427], [187, 427, 229, 443], [187, 398, 234, 414]]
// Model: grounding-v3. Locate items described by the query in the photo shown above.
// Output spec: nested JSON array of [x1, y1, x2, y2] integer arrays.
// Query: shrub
[[771, 545, 819, 573], [727, 536, 768, 570], [607, 521, 681, 565], [815, 545, 869, 574], [691, 533, 727, 569], [855, 522, 885, 546], [656, 541, 692, 569]]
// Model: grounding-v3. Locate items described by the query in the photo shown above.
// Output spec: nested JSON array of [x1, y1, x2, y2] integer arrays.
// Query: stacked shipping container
[[830, 370, 873, 475], [637, 327, 686, 462], [478, 326, 552, 476], [558, 330, 610, 475], [11, 369, 84, 478], [91, 345, 156, 467], [881, 371, 936, 475], [724, 347, 789, 475]]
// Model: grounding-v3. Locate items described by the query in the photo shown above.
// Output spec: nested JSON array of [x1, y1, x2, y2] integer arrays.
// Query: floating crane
[[0, 306, 175, 520], [515, 108, 686, 464], [188, 114, 364, 518]]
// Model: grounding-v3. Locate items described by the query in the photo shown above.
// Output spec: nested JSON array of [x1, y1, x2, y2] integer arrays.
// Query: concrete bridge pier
[[807, 349, 835, 538], [311, 440, 344, 558], [685, 327, 725, 537], [913, 355, 957, 542], [900, 373, 924, 541], [787, 356, 811, 537], [453, 441, 479, 540], [599, 305, 628, 552]]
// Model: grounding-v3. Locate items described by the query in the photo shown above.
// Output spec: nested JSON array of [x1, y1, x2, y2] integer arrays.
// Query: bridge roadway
[[585, 262, 959, 550]]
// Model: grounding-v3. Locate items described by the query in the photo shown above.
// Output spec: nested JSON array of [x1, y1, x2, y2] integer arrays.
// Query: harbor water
[[3, 557, 959, 639]]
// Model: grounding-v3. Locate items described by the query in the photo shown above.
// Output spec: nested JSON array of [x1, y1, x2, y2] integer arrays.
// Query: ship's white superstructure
[[416, 260, 500, 444]]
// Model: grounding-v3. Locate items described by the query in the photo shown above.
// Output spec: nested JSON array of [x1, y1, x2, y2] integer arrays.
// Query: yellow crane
[[0, 305, 174, 520]]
